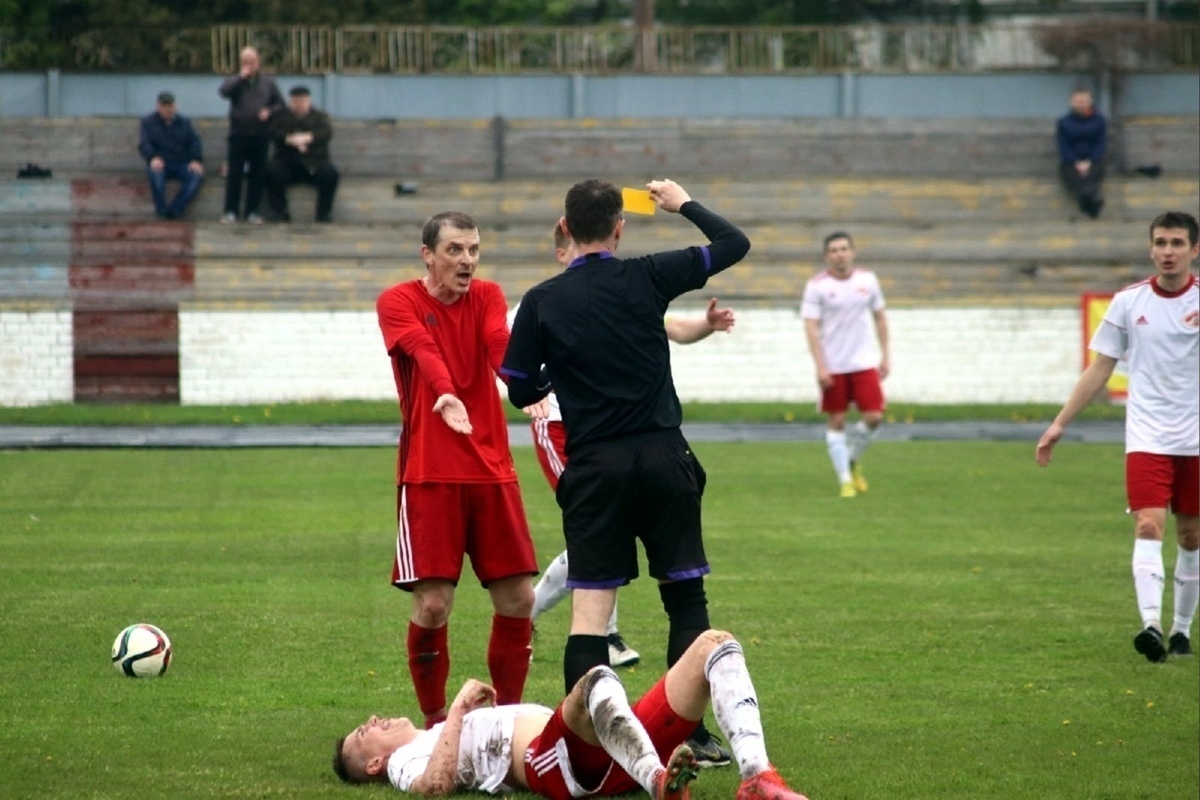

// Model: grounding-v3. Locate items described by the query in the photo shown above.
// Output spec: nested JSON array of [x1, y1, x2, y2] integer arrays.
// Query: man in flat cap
[[265, 85, 340, 223], [137, 91, 205, 220]]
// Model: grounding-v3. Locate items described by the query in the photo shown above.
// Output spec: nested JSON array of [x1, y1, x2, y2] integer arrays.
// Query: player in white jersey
[[1037, 211, 1200, 662], [512, 224, 737, 766], [801, 232, 890, 498], [332, 630, 810, 800]]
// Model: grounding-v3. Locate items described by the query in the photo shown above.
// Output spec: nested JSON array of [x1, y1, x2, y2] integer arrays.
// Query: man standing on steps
[[218, 46, 284, 225], [1037, 211, 1199, 663], [801, 231, 890, 499]]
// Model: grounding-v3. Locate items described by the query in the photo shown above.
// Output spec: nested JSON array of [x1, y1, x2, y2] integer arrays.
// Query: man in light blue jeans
[[138, 91, 204, 220]]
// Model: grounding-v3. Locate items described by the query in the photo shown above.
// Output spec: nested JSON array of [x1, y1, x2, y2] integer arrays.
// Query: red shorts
[[1125, 452, 1200, 516], [532, 419, 569, 492], [392, 482, 537, 588], [523, 677, 698, 800], [820, 369, 885, 415]]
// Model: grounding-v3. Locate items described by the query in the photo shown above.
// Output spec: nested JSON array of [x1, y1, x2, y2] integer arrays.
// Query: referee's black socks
[[563, 634, 608, 696], [659, 577, 711, 667]]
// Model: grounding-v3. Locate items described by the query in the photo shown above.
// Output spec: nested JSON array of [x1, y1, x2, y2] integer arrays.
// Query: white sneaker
[[246, 213, 264, 225], [220, 212, 237, 224], [607, 632, 640, 667]]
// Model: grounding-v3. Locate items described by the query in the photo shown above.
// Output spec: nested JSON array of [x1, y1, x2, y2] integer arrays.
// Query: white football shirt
[[387, 704, 554, 794], [1089, 275, 1199, 456], [800, 268, 886, 374]]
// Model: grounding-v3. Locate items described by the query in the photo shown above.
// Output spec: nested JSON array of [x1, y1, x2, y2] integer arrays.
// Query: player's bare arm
[[1036, 353, 1118, 466], [874, 308, 891, 380], [433, 394, 473, 436], [408, 679, 496, 796], [803, 317, 833, 389], [664, 298, 736, 344]]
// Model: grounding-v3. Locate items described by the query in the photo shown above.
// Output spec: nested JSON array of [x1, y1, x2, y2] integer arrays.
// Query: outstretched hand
[[705, 297, 735, 333], [1035, 423, 1063, 467], [433, 394, 473, 435], [646, 179, 691, 213]]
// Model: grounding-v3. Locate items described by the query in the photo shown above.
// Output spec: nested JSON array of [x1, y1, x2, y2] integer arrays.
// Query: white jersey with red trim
[[387, 704, 554, 794], [507, 303, 563, 422], [1089, 274, 1199, 456], [800, 268, 886, 375]]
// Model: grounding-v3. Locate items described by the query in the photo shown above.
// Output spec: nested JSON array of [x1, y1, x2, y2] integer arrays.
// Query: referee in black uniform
[[502, 178, 750, 766]]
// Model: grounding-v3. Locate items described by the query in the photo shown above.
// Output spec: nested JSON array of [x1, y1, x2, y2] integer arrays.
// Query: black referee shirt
[[502, 201, 750, 453]]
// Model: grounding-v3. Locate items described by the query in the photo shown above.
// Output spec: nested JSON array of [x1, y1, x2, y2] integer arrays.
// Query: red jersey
[[377, 278, 517, 485]]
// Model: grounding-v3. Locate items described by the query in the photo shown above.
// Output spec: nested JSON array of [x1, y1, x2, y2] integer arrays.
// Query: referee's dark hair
[[564, 179, 623, 244], [422, 210, 478, 250], [823, 230, 854, 252]]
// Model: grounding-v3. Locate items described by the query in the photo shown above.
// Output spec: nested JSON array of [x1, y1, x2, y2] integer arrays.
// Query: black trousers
[[264, 159, 340, 220], [1060, 160, 1105, 213], [224, 132, 269, 217]]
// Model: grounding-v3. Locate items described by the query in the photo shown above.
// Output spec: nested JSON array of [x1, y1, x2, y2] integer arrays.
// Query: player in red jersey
[[377, 211, 538, 727], [801, 232, 890, 499], [1038, 211, 1199, 662]]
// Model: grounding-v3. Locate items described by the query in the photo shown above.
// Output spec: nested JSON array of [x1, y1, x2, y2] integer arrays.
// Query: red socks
[[407, 622, 449, 728], [487, 613, 533, 705]]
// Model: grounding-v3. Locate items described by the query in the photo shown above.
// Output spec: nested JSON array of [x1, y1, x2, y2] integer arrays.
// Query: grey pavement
[[0, 421, 1123, 449]]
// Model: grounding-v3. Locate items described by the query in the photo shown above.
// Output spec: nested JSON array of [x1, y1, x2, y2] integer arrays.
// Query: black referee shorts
[[557, 428, 709, 588]]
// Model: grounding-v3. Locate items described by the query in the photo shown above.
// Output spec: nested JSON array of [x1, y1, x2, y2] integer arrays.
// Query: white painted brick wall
[[175, 306, 1084, 406], [179, 310, 396, 405], [0, 311, 73, 406]]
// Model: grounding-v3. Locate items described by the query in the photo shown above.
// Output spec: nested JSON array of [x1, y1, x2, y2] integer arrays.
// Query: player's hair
[[1149, 211, 1199, 246], [564, 179, 622, 244], [422, 211, 478, 250], [332, 736, 358, 784], [553, 220, 570, 251], [823, 231, 854, 251]]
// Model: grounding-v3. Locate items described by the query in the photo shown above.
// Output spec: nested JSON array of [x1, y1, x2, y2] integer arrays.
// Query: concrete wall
[[0, 306, 1083, 406], [2, 70, 1196, 120]]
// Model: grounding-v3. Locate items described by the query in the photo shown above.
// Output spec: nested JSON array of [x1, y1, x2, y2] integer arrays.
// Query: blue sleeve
[[1088, 116, 1107, 162], [185, 119, 203, 162], [1055, 117, 1072, 163], [137, 117, 156, 162]]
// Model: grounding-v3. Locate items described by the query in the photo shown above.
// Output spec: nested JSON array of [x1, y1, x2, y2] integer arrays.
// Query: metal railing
[[1, 21, 1195, 73]]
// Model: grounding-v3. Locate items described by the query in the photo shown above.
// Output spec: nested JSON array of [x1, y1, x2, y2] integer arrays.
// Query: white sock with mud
[[1132, 538, 1165, 629], [585, 667, 661, 794], [825, 430, 851, 484], [704, 639, 769, 780], [1172, 547, 1199, 638], [532, 551, 570, 620], [848, 420, 879, 463]]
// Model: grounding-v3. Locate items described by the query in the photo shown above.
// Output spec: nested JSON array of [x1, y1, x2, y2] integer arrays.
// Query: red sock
[[487, 613, 533, 705], [407, 622, 449, 728]]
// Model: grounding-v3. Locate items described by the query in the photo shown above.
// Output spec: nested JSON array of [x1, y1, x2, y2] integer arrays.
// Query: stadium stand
[[1, 116, 1196, 400]]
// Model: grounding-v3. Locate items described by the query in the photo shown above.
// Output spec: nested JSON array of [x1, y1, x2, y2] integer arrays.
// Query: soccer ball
[[111, 623, 172, 678]]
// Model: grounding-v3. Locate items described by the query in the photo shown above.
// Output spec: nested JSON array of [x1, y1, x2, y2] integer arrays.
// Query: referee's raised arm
[[647, 178, 751, 277]]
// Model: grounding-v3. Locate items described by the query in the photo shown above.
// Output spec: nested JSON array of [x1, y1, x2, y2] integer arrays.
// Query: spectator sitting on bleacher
[[264, 86, 339, 224], [1056, 87, 1107, 220], [137, 91, 204, 221]]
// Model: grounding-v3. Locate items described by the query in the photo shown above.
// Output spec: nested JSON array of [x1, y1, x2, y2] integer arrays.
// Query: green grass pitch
[[0, 441, 1196, 799]]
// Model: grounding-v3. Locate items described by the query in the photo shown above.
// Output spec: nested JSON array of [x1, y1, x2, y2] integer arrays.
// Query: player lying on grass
[[332, 629, 809, 800]]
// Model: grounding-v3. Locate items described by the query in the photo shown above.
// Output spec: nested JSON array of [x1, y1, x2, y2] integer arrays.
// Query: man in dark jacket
[[218, 47, 284, 224], [138, 91, 204, 220], [264, 85, 340, 223], [1056, 87, 1107, 219]]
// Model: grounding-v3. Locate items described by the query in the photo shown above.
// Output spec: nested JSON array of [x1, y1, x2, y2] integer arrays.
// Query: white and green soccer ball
[[111, 623, 172, 678]]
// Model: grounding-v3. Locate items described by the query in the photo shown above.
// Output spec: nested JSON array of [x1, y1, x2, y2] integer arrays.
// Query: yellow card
[[621, 187, 657, 215]]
